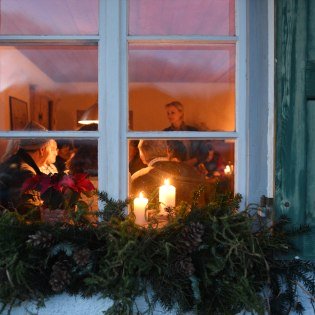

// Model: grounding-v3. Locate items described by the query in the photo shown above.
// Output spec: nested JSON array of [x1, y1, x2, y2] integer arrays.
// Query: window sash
[[0, 0, 247, 207]]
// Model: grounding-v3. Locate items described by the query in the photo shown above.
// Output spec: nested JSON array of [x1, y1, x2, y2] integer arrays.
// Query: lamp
[[78, 103, 98, 125]]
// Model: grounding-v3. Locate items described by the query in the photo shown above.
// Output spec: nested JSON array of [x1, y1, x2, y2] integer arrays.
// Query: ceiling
[[1, 0, 235, 84]]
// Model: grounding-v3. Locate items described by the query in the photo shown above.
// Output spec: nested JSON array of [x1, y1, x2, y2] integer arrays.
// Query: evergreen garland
[[0, 192, 314, 315]]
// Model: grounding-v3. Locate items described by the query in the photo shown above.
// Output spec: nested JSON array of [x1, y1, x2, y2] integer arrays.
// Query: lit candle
[[159, 179, 176, 214], [134, 192, 148, 225], [224, 165, 232, 175]]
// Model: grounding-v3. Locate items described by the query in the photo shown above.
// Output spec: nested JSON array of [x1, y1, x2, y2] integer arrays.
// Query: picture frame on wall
[[9, 96, 29, 130]]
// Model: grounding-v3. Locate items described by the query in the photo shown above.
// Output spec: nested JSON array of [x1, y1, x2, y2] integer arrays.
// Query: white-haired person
[[0, 121, 52, 216], [39, 139, 58, 174], [130, 139, 206, 206]]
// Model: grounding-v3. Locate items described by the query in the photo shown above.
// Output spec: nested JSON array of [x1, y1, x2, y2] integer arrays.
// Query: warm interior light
[[224, 165, 231, 175], [78, 103, 98, 124], [164, 179, 170, 185]]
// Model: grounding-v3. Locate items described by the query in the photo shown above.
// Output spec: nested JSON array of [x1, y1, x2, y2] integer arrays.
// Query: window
[[0, 0, 247, 207]]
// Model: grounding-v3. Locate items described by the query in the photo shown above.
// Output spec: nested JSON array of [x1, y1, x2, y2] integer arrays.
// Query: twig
[[292, 280, 315, 302]]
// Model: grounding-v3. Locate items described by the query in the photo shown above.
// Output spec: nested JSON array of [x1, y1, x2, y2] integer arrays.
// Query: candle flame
[[139, 191, 144, 198], [224, 165, 231, 174], [164, 179, 170, 185]]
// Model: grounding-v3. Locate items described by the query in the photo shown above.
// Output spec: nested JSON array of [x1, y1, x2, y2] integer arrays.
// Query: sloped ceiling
[[1, 0, 235, 83]]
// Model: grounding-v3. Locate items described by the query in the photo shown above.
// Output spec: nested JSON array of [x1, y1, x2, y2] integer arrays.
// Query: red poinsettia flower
[[38, 174, 54, 194], [21, 172, 96, 211], [58, 175, 77, 192], [21, 175, 41, 192], [73, 173, 95, 192]]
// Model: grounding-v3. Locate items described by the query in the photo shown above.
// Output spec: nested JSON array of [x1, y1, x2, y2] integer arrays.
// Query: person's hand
[[198, 163, 208, 175]]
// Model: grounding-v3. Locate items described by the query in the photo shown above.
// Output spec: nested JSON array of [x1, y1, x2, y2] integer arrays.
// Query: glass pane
[[0, 0, 98, 35], [129, 0, 235, 36], [0, 46, 98, 131], [128, 43, 235, 131], [129, 139, 234, 211], [0, 138, 98, 218]]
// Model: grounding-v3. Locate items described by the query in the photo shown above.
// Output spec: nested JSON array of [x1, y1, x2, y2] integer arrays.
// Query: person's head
[[129, 140, 140, 162], [138, 140, 168, 165], [198, 142, 215, 163], [70, 123, 98, 175], [166, 140, 187, 161], [19, 121, 51, 167], [56, 140, 74, 161], [45, 140, 58, 165], [165, 101, 184, 126]]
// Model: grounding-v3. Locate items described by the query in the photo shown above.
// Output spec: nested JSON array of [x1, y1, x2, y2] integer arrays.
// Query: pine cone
[[26, 231, 54, 249], [73, 248, 91, 267], [49, 260, 71, 292], [176, 222, 205, 255], [174, 256, 195, 277]]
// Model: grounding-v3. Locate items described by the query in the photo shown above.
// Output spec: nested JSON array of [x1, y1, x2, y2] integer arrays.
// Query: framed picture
[[9, 96, 29, 130]]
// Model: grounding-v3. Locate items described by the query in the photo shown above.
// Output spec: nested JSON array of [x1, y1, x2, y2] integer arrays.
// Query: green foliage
[[0, 192, 314, 315]]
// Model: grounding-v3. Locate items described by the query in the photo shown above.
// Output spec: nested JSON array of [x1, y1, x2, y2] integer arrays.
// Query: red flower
[[22, 175, 41, 192], [58, 175, 77, 192], [73, 173, 95, 192], [21, 172, 96, 211], [38, 174, 53, 194]]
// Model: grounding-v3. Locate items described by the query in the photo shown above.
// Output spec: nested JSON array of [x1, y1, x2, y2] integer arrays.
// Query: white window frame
[[120, 0, 248, 207], [0, 0, 248, 207]]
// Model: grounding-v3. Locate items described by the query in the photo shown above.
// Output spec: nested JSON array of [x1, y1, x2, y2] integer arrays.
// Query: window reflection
[[129, 139, 234, 205], [128, 43, 235, 132], [0, 46, 98, 131], [0, 0, 99, 35], [129, 0, 235, 36]]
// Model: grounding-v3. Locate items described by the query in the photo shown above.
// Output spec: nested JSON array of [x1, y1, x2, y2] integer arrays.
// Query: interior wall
[[129, 82, 235, 131], [0, 47, 56, 131], [52, 83, 97, 130]]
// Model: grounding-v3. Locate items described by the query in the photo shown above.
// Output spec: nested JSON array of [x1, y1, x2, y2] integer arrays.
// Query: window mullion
[[99, 0, 121, 199], [235, 0, 247, 208]]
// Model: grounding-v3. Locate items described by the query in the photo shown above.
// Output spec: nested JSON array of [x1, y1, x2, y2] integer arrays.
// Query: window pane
[[0, 0, 99, 35], [129, 139, 234, 207], [128, 43, 235, 131], [0, 138, 98, 216], [0, 46, 98, 131], [129, 0, 235, 36]]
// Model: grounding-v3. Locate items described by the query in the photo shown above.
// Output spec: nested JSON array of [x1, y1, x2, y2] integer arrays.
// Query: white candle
[[159, 179, 176, 214], [134, 192, 148, 225]]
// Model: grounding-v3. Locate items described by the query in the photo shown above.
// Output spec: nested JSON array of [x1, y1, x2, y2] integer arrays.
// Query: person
[[166, 140, 187, 162], [197, 142, 224, 178], [39, 139, 58, 174], [69, 124, 98, 177], [68, 124, 98, 219], [54, 140, 75, 173], [130, 140, 206, 206], [129, 140, 146, 175], [163, 101, 201, 166], [163, 101, 198, 131], [0, 121, 51, 215]]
